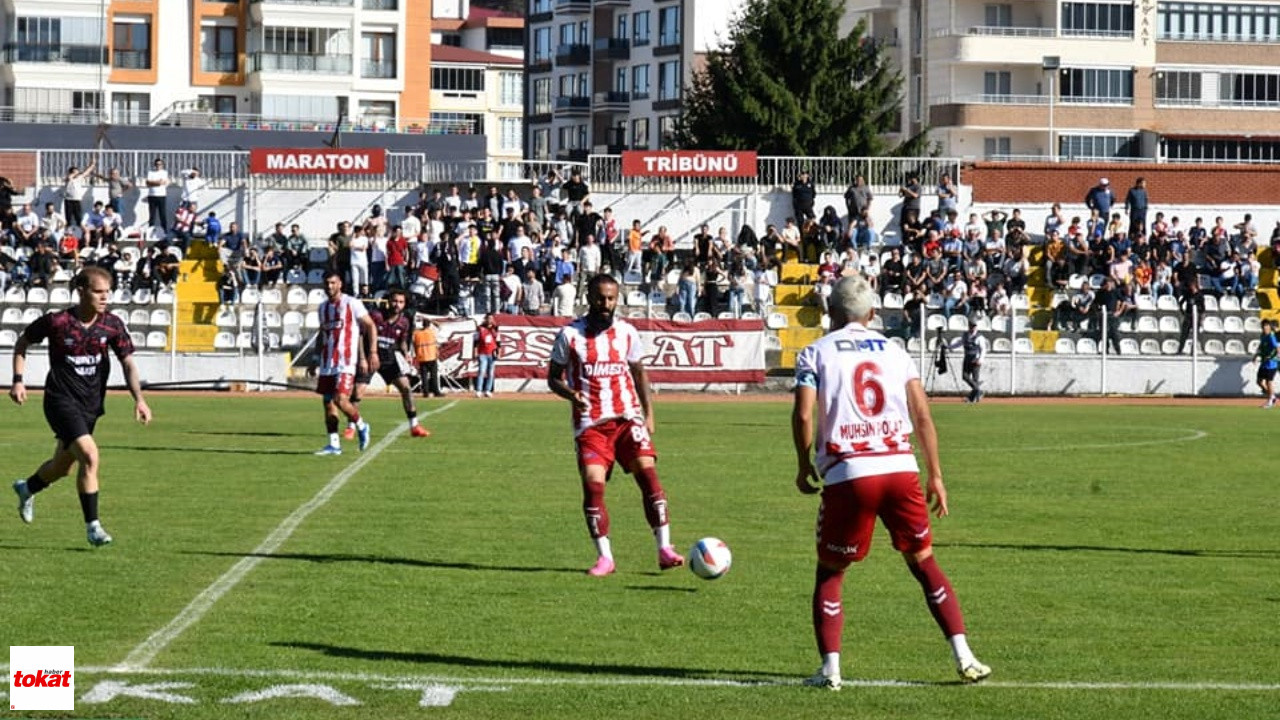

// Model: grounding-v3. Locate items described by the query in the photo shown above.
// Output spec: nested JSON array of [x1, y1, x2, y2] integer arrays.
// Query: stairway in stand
[[773, 260, 824, 370], [175, 240, 222, 351]]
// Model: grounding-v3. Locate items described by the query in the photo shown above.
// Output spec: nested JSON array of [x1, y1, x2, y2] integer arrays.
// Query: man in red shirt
[[473, 314, 500, 397], [385, 225, 411, 290], [546, 274, 684, 576]]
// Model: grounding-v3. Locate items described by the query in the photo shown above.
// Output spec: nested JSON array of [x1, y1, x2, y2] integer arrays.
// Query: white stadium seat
[[129, 309, 150, 327], [1204, 339, 1225, 355], [260, 287, 283, 306], [4, 287, 25, 304], [1245, 317, 1262, 334], [1219, 296, 1241, 312], [155, 286, 175, 305], [992, 337, 1012, 353], [947, 315, 968, 332], [132, 288, 152, 305], [2, 308, 24, 326], [146, 331, 167, 349], [764, 312, 786, 329], [1225, 339, 1246, 355], [1202, 316, 1224, 334], [1223, 316, 1244, 334], [235, 332, 254, 350], [1157, 295, 1179, 311], [129, 331, 145, 348], [1119, 338, 1140, 355], [0, 329, 17, 347], [240, 287, 260, 306], [149, 309, 171, 328], [49, 287, 71, 305], [1158, 316, 1180, 334], [1140, 338, 1162, 355], [1014, 337, 1034, 354], [25, 287, 48, 304], [307, 289, 326, 307], [882, 292, 904, 309], [286, 286, 308, 308], [264, 310, 283, 329], [1076, 337, 1098, 354], [213, 331, 236, 350], [1055, 338, 1076, 354], [304, 310, 320, 329], [1202, 294, 1219, 312], [1161, 339, 1181, 355], [1136, 316, 1159, 333]]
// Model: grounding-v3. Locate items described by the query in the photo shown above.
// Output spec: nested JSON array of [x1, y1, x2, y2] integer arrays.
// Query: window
[[200, 25, 237, 73], [112, 17, 151, 69], [361, 32, 396, 78], [532, 77, 552, 114], [616, 13, 629, 40], [633, 11, 651, 45], [559, 23, 578, 46], [658, 6, 681, 46], [1158, 1, 1280, 42], [13, 17, 105, 63], [533, 27, 552, 62], [199, 95, 237, 114], [658, 115, 677, 149], [984, 4, 1013, 26], [358, 100, 395, 119], [616, 67, 629, 93], [499, 72, 523, 106], [1163, 137, 1280, 162], [530, 0, 552, 13], [558, 73, 586, 97], [260, 94, 338, 120], [633, 64, 650, 99], [982, 136, 1012, 158], [983, 71, 1011, 98], [499, 117, 523, 150], [1154, 70, 1202, 104], [658, 60, 681, 100], [73, 91, 102, 112], [430, 112, 483, 134], [487, 27, 523, 50], [432, 66, 484, 92], [631, 117, 650, 149], [558, 124, 587, 150], [1220, 72, 1280, 106], [440, 33, 462, 47], [1060, 67, 1133, 103], [1061, 2, 1135, 36], [532, 128, 550, 159], [111, 92, 150, 124], [1059, 133, 1140, 159]]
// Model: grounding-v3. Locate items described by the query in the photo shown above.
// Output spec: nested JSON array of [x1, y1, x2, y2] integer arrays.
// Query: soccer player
[[10, 266, 152, 546], [1254, 318, 1278, 408], [314, 270, 378, 456], [792, 276, 990, 690], [343, 289, 431, 438], [547, 274, 684, 576]]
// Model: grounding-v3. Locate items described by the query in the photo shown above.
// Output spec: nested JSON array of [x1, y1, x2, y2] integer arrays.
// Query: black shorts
[[355, 360, 403, 388], [1257, 365, 1276, 383], [43, 396, 98, 445]]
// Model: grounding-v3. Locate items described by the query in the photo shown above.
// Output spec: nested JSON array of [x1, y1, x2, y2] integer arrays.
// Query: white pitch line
[[112, 401, 459, 672], [948, 428, 1208, 454]]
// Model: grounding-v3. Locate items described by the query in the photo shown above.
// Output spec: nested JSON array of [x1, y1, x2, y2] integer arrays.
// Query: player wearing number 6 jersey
[[547, 274, 684, 577], [792, 276, 990, 690]]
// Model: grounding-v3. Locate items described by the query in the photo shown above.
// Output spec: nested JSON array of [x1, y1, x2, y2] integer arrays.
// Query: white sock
[[595, 536, 613, 561], [358, 419, 369, 431], [328, 432, 340, 446], [654, 524, 671, 550], [409, 416, 420, 427], [87, 519, 101, 531], [948, 633, 976, 666], [347, 420, 355, 429], [822, 652, 841, 676]]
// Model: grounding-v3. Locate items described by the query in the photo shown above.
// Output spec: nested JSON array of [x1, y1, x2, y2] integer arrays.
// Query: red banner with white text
[[487, 315, 766, 384], [620, 150, 758, 178], [249, 148, 387, 175]]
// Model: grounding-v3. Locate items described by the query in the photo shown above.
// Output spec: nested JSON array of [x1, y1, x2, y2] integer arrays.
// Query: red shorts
[[815, 472, 933, 566], [576, 418, 657, 474], [316, 373, 355, 400]]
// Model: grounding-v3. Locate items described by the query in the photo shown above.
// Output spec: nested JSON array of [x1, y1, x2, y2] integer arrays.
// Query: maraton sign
[[249, 148, 386, 175], [620, 150, 758, 178]]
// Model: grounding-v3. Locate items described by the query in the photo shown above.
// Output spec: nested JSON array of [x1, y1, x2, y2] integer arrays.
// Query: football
[[688, 537, 732, 580]]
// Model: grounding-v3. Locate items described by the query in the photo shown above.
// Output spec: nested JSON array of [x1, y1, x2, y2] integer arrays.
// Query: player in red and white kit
[[792, 275, 990, 690], [314, 270, 379, 456], [547, 274, 684, 576]]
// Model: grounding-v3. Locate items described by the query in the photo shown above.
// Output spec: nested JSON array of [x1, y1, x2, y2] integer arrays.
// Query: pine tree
[[672, 0, 932, 158]]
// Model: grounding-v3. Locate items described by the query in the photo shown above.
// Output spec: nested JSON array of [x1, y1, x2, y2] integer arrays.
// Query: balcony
[[654, 35, 681, 56], [2, 43, 107, 65], [554, 0, 590, 14], [555, 95, 591, 116], [593, 37, 630, 60], [112, 50, 152, 70], [251, 0, 354, 5], [595, 0, 629, 6], [361, 59, 396, 78], [250, 52, 353, 74], [932, 93, 1049, 106], [556, 43, 590, 66], [201, 53, 239, 73], [557, 148, 589, 162], [362, 0, 397, 8], [594, 91, 631, 110]]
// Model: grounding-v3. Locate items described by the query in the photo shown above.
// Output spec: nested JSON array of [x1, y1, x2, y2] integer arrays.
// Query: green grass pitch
[[1, 394, 1277, 719]]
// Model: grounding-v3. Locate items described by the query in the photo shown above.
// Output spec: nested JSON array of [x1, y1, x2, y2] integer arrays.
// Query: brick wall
[[967, 162, 1280, 206], [0, 151, 38, 190]]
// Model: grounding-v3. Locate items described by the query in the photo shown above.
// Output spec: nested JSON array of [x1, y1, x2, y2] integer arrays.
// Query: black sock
[[26, 473, 48, 494], [78, 491, 99, 524], [407, 410, 417, 420]]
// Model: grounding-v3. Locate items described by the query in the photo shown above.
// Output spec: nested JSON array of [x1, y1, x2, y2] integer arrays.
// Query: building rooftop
[[430, 44, 523, 66]]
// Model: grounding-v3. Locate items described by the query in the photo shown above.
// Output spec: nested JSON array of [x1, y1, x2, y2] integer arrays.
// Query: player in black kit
[[10, 266, 152, 546], [345, 289, 431, 439]]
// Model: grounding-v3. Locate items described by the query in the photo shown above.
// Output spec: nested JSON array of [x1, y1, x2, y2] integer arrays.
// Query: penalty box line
[[23, 666, 1280, 692], [113, 400, 460, 672]]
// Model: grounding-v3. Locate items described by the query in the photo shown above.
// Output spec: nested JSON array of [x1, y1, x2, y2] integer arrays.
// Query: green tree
[[672, 0, 931, 157]]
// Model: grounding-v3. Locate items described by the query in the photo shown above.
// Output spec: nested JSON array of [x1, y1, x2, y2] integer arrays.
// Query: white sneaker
[[1263, 399, 1275, 409], [957, 658, 992, 683], [87, 521, 113, 547], [13, 479, 33, 524], [803, 668, 842, 691], [475, 391, 482, 398], [314, 444, 343, 456], [484, 391, 493, 397]]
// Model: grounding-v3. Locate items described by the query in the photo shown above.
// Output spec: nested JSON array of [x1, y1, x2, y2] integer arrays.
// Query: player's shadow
[[192, 430, 311, 438], [186, 550, 583, 574], [938, 541, 1280, 559], [100, 444, 316, 456], [276, 641, 783, 682], [625, 585, 698, 594]]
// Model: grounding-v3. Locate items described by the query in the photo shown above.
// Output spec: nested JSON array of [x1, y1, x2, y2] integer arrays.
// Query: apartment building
[[430, 44, 525, 177], [0, 0, 432, 130], [523, 0, 744, 161], [850, 0, 1280, 162], [432, 0, 525, 60]]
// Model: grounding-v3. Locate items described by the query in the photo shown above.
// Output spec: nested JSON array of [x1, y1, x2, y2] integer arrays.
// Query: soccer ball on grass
[[688, 537, 732, 580]]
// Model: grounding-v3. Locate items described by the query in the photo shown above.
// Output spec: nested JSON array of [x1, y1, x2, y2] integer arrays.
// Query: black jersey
[[23, 308, 134, 418]]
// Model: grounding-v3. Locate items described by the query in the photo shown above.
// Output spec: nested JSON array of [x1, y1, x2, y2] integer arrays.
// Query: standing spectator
[[368, 225, 389, 293], [545, 274, 686, 577], [950, 319, 984, 402], [144, 157, 170, 232], [521, 269, 544, 314], [898, 173, 922, 231], [179, 166, 207, 210], [1095, 278, 1125, 354], [218, 220, 246, 281], [935, 172, 957, 215], [552, 272, 577, 317], [702, 257, 723, 314], [677, 263, 699, 317], [626, 219, 646, 276], [727, 257, 750, 317], [501, 265, 522, 314], [348, 226, 371, 296], [755, 258, 779, 314], [172, 202, 197, 251], [791, 276, 990, 690], [479, 236, 505, 314], [1125, 177, 1149, 238], [1177, 280, 1205, 353], [561, 168, 590, 219], [62, 160, 95, 227], [473, 314, 500, 397], [9, 266, 152, 547], [1084, 177, 1114, 218], [98, 168, 133, 214], [792, 169, 817, 223], [312, 270, 377, 456], [1253, 319, 1278, 408], [385, 226, 410, 290], [413, 317, 444, 398], [843, 174, 872, 227]]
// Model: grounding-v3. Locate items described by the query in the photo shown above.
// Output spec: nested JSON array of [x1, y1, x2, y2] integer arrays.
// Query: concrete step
[[177, 324, 218, 352], [1030, 329, 1057, 353], [773, 304, 823, 328], [185, 240, 220, 261], [178, 300, 221, 324], [774, 285, 813, 305], [780, 262, 818, 285]]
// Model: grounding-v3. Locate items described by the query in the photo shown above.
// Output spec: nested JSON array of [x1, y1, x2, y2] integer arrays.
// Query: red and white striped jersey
[[317, 294, 369, 376], [795, 322, 919, 485], [550, 318, 645, 436]]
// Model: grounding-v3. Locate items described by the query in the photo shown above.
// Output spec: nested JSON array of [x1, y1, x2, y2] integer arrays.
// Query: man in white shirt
[[180, 167, 207, 209], [578, 236, 602, 277], [145, 157, 170, 232], [792, 275, 991, 691], [15, 204, 40, 246], [400, 206, 422, 239], [552, 274, 577, 316]]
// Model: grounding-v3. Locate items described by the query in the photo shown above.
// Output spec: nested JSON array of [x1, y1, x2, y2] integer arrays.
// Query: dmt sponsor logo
[[249, 148, 387, 176], [620, 150, 758, 178], [9, 645, 75, 710]]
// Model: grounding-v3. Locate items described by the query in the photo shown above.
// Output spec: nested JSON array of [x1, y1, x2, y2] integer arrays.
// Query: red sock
[[582, 482, 609, 539], [813, 565, 845, 655], [632, 465, 669, 529], [908, 555, 967, 638]]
